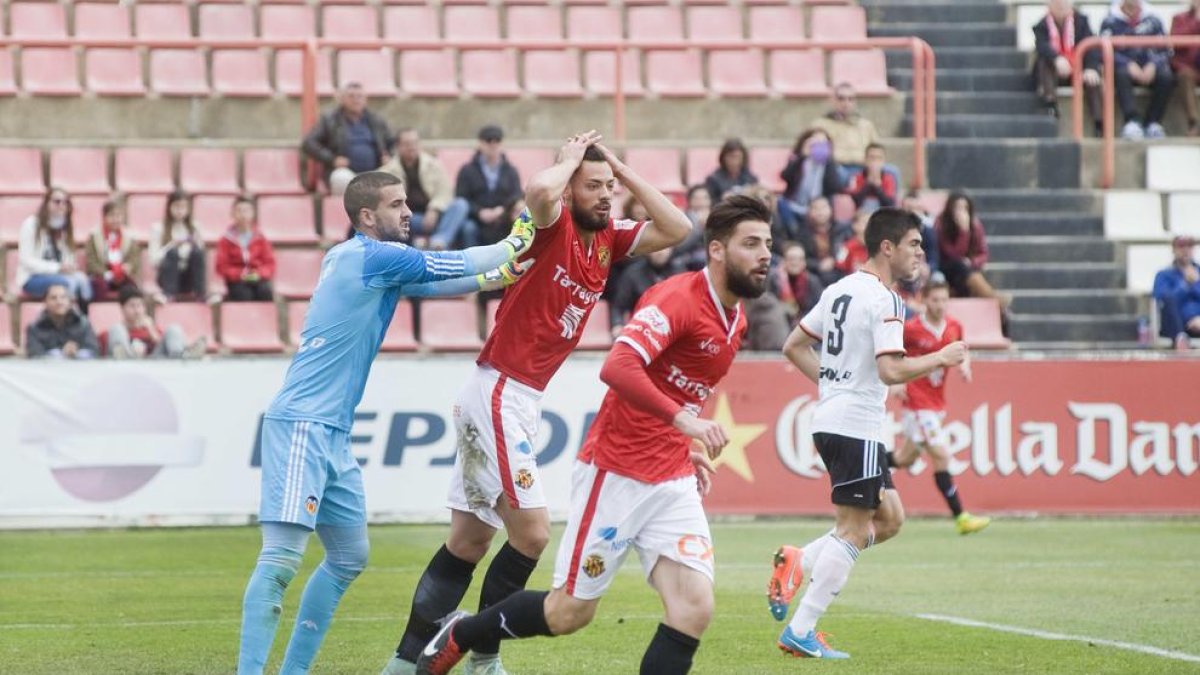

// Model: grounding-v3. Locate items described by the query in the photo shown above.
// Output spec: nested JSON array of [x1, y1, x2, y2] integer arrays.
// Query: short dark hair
[[582, 145, 605, 163], [344, 171, 403, 227], [718, 138, 749, 173], [102, 196, 124, 218], [686, 184, 707, 201], [705, 194, 772, 248], [924, 273, 950, 295], [118, 285, 144, 306], [233, 195, 255, 209], [864, 207, 921, 257]]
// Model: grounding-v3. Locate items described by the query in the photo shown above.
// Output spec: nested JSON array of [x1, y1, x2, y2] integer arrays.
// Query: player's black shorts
[[814, 432, 894, 509]]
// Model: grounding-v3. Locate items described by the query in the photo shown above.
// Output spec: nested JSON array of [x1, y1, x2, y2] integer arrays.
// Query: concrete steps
[[889, 47, 1028, 70], [986, 236, 1116, 264], [870, 23, 1017, 48], [889, 68, 1032, 93], [865, 2, 1008, 24], [902, 114, 1058, 139], [906, 92, 1045, 116], [984, 262, 1125, 290], [1008, 314, 1138, 343], [926, 140, 1081, 189], [1009, 290, 1141, 316], [968, 189, 1100, 213], [975, 212, 1103, 237]]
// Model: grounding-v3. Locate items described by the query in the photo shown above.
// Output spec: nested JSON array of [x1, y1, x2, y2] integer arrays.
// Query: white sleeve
[[873, 291, 905, 357]]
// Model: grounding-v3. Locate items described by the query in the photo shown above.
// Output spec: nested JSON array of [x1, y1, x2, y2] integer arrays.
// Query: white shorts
[[446, 366, 546, 529], [901, 409, 947, 447], [551, 460, 714, 601]]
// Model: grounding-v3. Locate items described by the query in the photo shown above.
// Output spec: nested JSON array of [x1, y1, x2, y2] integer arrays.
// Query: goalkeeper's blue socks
[[238, 523, 308, 675]]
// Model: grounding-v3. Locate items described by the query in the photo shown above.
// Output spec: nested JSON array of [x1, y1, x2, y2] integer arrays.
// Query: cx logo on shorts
[[582, 553, 606, 578], [676, 535, 713, 561]]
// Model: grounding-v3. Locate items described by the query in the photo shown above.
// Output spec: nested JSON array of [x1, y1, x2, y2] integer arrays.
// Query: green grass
[[2, 518, 1199, 674]]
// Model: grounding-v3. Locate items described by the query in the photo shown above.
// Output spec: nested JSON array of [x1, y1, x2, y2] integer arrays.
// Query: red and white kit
[[446, 207, 646, 528], [900, 314, 963, 447], [553, 270, 746, 599]]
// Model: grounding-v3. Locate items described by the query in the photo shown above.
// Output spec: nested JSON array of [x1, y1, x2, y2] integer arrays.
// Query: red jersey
[[479, 206, 646, 391], [580, 270, 747, 484], [902, 314, 963, 411]]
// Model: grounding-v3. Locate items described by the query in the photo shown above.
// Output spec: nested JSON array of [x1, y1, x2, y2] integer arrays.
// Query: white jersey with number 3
[[798, 270, 906, 443]]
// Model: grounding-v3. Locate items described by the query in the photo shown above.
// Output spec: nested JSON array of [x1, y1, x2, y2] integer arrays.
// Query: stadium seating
[[436, 148, 476, 176], [85, 49, 146, 97], [0, 196, 43, 243], [504, 148, 554, 183], [0, 304, 14, 355], [748, 6, 805, 43], [19, 302, 45, 340], [645, 50, 705, 97], [21, 49, 81, 96], [583, 49, 644, 97], [769, 49, 828, 97], [506, 7, 564, 44], [273, 249, 324, 299], [1103, 191, 1166, 241], [566, 7, 622, 45], [0, 50, 14, 96], [198, 4, 256, 40], [1146, 146, 1200, 192], [830, 49, 891, 96], [444, 6, 502, 44], [261, 5, 317, 40], [115, 148, 175, 195], [135, 5, 192, 40], [206, 249, 227, 297], [243, 150, 306, 196], [322, 5, 381, 40], [945, 298, 1011, 350], [684, 147, 714, 188], [256, 195, 319, 244], [219, 302, 285, 353], [1168, 193, 1200, 238], [624, 148, 685, 194], [523, 51, 584, 98], [156, 302, 217, 352], [399, 50, 460, 97], [180, 149, 240, 196], [212, 50, 273, 98], [461, 50, 521, 97], [49, 149, 111, 196], [577, 301, 614, 350], [192, 195, 237, 242], [381, 301, 419, 352], [686, 6, 744, 44], [337, 50, 396, 96], [71, 195, 106, 243], [88, 303, 124, 341], [286, 300, 308, 345], [125, 194, 164, 242], [628, 7, 685, 44], [149, 50, 210, 97], [809, 6, 867, 41], [1125, 244, 1172, 294], [0, 148, 46, 195], [321, 196, 350, 240], [749, 147, 791, 193], [275, 49, 336, 97], [417, 300, 482, 350], [383, 7, 439, 44], [708, 50, 769, 97], [75, 3, 132, 40], [10, 3, 68, 40]]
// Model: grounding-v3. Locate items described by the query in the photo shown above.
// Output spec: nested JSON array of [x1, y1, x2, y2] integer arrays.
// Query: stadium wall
[[0, 358, 1196, 529]]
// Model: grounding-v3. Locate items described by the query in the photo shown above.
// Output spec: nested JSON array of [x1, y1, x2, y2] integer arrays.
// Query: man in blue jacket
[[1154, 235, 1200, 348]]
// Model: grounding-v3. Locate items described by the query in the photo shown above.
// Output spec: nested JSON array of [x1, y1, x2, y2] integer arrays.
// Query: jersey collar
[[919, 314, 946, 339], [703, 267, 742, 343]]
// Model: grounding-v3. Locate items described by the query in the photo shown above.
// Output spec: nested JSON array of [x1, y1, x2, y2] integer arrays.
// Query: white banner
[[0, 357, 608, 529]]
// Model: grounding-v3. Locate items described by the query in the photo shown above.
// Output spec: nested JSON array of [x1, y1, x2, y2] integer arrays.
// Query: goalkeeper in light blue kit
[[237, 171, 534, 675]]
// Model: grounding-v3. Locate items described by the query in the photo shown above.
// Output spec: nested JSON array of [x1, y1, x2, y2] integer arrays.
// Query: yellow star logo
[[708, 393, 766, 483]]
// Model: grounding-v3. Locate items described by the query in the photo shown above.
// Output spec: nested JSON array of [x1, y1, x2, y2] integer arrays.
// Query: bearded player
[[415, 195, 774, 675], [383, 131, 693, 675], [888, 272, 989, 535]]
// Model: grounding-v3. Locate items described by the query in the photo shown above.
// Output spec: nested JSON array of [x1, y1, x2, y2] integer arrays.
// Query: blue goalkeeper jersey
[[265, 233, 471, 431]]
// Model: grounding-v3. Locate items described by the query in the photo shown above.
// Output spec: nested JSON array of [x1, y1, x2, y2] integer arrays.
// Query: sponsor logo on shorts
[[514, 469, 535, 490], [597, 526, 633, 552], [582, 553, 606, 578], [515, 440, 533, 456], [305, 495, 319, 515], [676, 535, 713, 561]]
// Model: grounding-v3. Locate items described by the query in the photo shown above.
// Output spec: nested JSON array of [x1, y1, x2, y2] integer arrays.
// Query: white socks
[[788, 535, 860, 636]]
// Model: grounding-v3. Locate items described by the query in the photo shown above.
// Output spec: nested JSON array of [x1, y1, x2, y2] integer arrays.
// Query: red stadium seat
[[584, 49, 644, 97], [261, 5, 316, 40], [256, 195, 318, 244], [149, 50, 210, 97], [749, 147, 790, 193], [89, 303, 125, 344], [336, 50, 396, 96], [830, 49, 891, 95], [321, 195, 350, 239], [566, 6, 621, 45], [212, 50, 272, 97], [0, 196, 43, 243], [206, 245, 227, 296], [383, 6, 440, 43], [275, 49, 335, 97], [0, 148, 45, 196], [243, 149, 305, 196], [436, 148, 476, 176], [198, 4, 255, 40], [624, 148, 684, 194], [125, 194, 164, 242], [273, 249, 324, 299], [505, 7, 563, 43], [577, 300, 613, 350], [49, 149, 110, 196], [156, 302, 217, 351], [180, 149, 239, 196], [504, 148, 553, 184], [322, 5, 380, 39], [220, 302, 285, 353], [116, 149, 174, 195], [684, 147, 716, 187], [0, 49, 14, 97], [74, 3, 132, 39], [21, 48, 81, 96], [810, 6, 866, 41], [20, 301, 46, 339], [0, 304, 14, 355], [286, 299, 308, 344], [461, 50, 520, 97], [398, 50, 459, 98], [444, 7, 502, 44], [769, 49, 827, 97], [686, 6, 743, 43], [628, 7, 684, 44], [10, 3, 67, 39], [748, 6, 805, 44], [418, 300, 482, 351], [645, 50, 705, 97], [380, 301, 418, 352], [832, 192, 855, 223], [709, 50, 769, 97], [85, 48, 145, 97], [69, 196, 106, 245], [946, 298, 1011, 350], [135, 5, 191, 40], [523, 51, 583, 97]]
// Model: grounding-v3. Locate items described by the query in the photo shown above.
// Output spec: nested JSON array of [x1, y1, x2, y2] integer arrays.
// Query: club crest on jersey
[[582, 553, 606, 578], [598, 246, 611, 268], [305, 495, 319, 515], [631, 305, 670, 336], [514, 468, 535, 490]]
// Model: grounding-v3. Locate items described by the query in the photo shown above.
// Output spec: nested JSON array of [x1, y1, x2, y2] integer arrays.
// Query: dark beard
[[571, 202, 609, 232], [726, 263, 767, 299]]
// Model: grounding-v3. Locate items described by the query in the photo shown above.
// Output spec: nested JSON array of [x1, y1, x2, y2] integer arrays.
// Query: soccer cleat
[[766, 545, 805, 621], [778, 626, 850, 659], [379, 656, 417, 675], [463, 653, 508, 675], [415, 610, 470, 675], [956, 512, 991, 535]]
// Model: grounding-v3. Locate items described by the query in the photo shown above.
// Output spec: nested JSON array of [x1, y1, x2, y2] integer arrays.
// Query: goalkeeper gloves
[[500, 209, 536, 256]]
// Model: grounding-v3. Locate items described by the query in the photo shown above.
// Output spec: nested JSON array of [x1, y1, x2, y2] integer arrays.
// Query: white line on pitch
[[915, 613, 1200, 664]]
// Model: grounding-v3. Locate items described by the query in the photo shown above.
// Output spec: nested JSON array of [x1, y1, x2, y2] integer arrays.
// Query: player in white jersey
[[766, 208, 967, 659]]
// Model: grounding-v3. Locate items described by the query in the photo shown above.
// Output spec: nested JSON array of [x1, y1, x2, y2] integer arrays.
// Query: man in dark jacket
[[1101, 0, 1176, 139], [1033, 0, 1103, 129], [455, 125, 524, 247], [608, 247, 680, 335], [302, 82, 394, 182], [25, 282, 99, 359]]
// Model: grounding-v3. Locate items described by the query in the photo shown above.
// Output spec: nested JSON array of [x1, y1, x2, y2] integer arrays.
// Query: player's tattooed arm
[[525, 130, 603, 228], [592, 143, 692, 256]]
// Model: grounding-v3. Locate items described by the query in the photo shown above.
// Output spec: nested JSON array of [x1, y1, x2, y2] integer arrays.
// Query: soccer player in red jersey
[[413, 196, 774, 675], [889, 273, 990, 534], [384, 131, 693, 675]]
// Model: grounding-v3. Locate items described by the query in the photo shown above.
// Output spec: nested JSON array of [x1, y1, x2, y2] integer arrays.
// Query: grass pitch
[[2, 518, 1198, 674]]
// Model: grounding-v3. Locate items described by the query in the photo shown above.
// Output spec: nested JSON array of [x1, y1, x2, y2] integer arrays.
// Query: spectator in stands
[[794, 196, 841, 286], [835, 208, 871, 276], [1034, 0, 1103, 131], [86, 197, 140, 302], [769, 241, 825, 327], [16, 188, 91, 305], [810, 83, 880, 168], [456, 124, 524, 247], [670, 185, 711, 272], [935, 192, 1008, 311], [25, 282, 98, 359], [302, 82, 394, 183], [378, 128, 471, 250], [1171, 0, 1200, 136], [704, 138, 758, 203], [845, 143, 898, 210], [149, 190, 207, 302], [778, 129, 844, 236], [215, 196, 275, 302], [901, 190, 940, 276], [1101, 0, 1176, 139], [1153, 235, 1200, 346], [102, 286, 206, 359], [609, 246, 680, 337]]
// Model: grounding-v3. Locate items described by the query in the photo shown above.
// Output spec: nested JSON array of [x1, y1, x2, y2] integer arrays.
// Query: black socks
[[396, 545, 476, 662], [639, 623, 700, 675], [454, 590, 552, 651], [475, 542, 539, 654], [934, 470, 964, 517]]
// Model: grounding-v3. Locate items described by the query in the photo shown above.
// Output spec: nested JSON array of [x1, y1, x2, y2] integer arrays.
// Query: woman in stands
[[86, 196, 141, 303], [16, 187, 91, 307], [934, 192, 1010, 317], [704, 138, 759, 203], [150, 190, 208, 301], [778, 128, 844, 237]]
